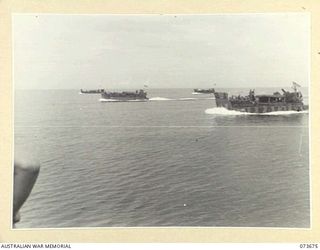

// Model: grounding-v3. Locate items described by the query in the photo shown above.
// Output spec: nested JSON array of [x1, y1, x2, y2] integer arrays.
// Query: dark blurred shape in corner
[[13, 159, 40, 225]]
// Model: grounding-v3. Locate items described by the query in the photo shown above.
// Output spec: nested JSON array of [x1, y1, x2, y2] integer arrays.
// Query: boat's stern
[[213, 92, 231, 109]]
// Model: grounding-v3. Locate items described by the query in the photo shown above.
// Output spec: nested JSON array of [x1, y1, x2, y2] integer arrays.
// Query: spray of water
[[149, 97, 215, 101], [205, 107, 309, 116], [149, 97, 174, 101]]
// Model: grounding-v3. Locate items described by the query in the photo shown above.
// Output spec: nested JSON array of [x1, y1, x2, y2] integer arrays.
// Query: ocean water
[[14, 88, 310, 228]]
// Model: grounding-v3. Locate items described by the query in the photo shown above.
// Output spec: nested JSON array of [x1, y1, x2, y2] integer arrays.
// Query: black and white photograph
[[13, 13, 310, 229]]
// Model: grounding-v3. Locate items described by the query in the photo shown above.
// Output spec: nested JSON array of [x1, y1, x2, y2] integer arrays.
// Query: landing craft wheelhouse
[[212, 83, 308, 113]]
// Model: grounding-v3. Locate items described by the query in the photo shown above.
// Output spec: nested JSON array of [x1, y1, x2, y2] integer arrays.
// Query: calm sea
[[14, 88, 310, 228]]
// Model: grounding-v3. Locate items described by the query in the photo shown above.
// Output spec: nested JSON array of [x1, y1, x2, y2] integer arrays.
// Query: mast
[[292, 81, 301, 92]]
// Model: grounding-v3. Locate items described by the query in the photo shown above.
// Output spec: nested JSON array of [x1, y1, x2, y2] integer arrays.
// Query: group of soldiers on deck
[[230, 89, 256, 103]]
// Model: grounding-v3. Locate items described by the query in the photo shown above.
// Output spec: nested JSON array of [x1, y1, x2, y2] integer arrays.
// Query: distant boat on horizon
[[193, 88, 215, 94], [100, 89, 148, 102], [79, 89, 104, 94]]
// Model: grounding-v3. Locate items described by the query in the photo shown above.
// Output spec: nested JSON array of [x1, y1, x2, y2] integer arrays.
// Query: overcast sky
[[13, 14, 309, 89]]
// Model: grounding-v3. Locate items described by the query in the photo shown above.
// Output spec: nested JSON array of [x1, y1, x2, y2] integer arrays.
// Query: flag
[[292, 81, 301, 87]]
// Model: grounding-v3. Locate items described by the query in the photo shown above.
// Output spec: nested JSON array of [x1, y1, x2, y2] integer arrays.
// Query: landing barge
[[193, 88, 215, 94], [213, 83, 308, 113], [80, 89, 104, 94], [101, 89, 148, 101]]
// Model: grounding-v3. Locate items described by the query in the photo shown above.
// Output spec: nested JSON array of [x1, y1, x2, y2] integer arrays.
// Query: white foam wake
[[99, 98, 120, 102], [128, 99, 148, 102], [149, 97, 213, 101], [99, 98, 148, 102], [261, 110, 309, 115], [179, 97, 197, 101], [149, 97, 174, 101], [205, 107, 309, 116], [205, 107, 246, 115]]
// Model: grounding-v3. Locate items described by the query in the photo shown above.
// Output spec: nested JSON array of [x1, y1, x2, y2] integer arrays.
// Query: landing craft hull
[[213, 85, 308, 114], [193, 88, 215, 94], [80, 89, 104, 94], [226, 104, 308, 113], [100, 97, 148, 102], [101, 89, 148, 101]]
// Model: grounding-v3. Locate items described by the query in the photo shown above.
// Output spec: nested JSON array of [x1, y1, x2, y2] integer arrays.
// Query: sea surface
[[14, 88, 310, 228]]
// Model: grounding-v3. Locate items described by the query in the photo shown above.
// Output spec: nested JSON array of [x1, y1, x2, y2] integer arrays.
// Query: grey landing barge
[[80, 89, 104, 94], [212, 83, 308, 113], [101, 89, 148, 101], [193, 88, 215, 94]]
